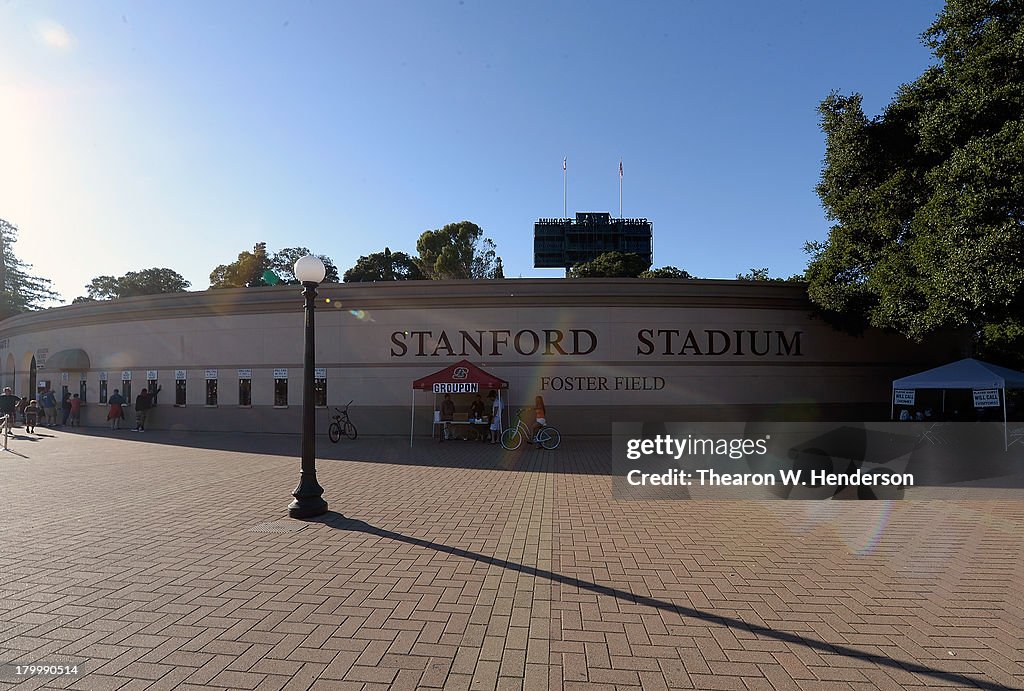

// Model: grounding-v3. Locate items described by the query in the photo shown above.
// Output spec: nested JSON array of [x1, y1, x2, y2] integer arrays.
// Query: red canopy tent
[[410, 360, 509, 446]]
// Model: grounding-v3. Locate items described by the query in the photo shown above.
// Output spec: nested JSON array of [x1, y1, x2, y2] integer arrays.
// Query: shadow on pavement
[[313, 512, 1012, 691], [51, 426, 613, 474]]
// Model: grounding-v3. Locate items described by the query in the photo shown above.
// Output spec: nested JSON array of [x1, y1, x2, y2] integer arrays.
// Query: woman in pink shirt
[[69, 394, 82, 426]]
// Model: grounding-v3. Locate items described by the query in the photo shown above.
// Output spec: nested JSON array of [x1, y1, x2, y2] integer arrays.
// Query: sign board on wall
[[238, 369, 252, 378], [205, 369, 218, 379], [99, 372, 108, 381], [122, 371, 132, 381], [60, 372, 69, 383], [973, 389, 1001, 408], [273, 368, 288, 378], [314, 368, 327, 379], [893, 390, 915, 406], [175, 370, 186, 380], [146, 370, 158, 380]]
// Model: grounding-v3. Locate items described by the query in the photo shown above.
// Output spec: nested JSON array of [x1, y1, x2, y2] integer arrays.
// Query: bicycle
[[500, 408, 560, 451], [328, 401, 358, 442]]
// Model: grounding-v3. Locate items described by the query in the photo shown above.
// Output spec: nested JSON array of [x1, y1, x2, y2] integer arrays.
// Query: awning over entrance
[[44, 348, 91, 371], [412, 359, 509, 393]]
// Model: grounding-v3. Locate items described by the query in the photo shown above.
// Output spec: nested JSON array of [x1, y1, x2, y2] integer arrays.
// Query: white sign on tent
[[893, 389, 915, 406], [973, 389, 1000, 408]]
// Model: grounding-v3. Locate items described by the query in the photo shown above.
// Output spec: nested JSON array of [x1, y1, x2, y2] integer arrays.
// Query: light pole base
[[289, 473, 328, 519], [289, 496, 328, 519]]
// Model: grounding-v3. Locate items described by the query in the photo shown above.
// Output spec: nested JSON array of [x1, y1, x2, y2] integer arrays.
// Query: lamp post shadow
[[312, 511, 1013, 691]]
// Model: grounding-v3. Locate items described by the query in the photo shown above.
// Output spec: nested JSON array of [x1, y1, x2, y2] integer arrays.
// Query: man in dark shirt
[[134, 389, 152, 432], [0, 387, 19, 433]]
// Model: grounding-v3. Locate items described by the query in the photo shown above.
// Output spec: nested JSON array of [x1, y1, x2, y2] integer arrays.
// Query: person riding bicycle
[[0, 387, 18, 432], [530, 395, 547, 444]]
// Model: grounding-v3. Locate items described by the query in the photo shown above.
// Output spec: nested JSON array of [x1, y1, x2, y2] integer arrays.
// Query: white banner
[[205, 369, 218, 379], [432, 382, 479, 394], [146, 370, 158, 380], [314, 368, 327, 379], [175, 370, 187, 380], [274, 368, 288, 378], [122, 370, 132, 381], [893, 389, 915, 406], [973, 389, 1001, 408], [237, 368, 252, 379], [99, 371, 108, 381]]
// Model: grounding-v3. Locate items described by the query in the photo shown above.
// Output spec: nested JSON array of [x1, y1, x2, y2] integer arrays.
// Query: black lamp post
[[289, 255, 328, 519]]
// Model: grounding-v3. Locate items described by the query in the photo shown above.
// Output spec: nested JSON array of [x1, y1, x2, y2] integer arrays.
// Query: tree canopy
[[806, 0, 1024, 360], [210, 243, 338, 288], [640, 266, 693, 279], [0, 218, 58, 320], [343, 247, 424, 282], [415, 221, 500, 279], [74, 268, 191, 302], [570, 252, 651, 278], [736, 268, 804, 282]]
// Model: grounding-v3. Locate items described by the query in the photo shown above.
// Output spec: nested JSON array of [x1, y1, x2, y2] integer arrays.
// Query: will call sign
[[390, 328, 803, 358]]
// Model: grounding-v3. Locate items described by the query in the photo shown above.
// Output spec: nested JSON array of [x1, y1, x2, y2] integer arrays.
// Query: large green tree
[[570, 251, 651, 278], [807, 0, 1024, 360], [74, 268, 191, 303], [416, 221, 500, 279], [210, 243, 338, 288], [343, 247, 424, 282], [0, 218, 58, 319], [269, 247, 340, 284], [210, 242, 273, 288]]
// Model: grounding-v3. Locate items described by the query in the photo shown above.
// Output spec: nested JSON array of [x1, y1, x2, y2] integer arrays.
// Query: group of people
[[0, 386, 83, 434], [0, 384, 162, 434], [105, 386, 161, 431], [439, 391, 547, 445]]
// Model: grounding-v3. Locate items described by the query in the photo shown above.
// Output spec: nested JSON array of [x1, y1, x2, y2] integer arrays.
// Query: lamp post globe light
[[289, 255, 329, 519]]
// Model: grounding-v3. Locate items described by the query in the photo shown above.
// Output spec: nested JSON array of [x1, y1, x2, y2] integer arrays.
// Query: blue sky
[[1, 0, 943, 301]]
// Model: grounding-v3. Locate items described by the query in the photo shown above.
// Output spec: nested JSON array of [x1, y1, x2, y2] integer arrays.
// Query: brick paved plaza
[[0, 427, 1022, 690]]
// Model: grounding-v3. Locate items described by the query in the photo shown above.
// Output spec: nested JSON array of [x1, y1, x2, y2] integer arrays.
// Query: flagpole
[[619, 159, 623, 218], [563, 157, 567, 218]]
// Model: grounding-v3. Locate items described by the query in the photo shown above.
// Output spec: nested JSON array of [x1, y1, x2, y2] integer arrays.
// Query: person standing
[[69, 394, 82, 427], [0, 387, 18, 434], [17, 397, 28, 426], [488, 390, 503, 444], [61, 392, 72, 426], [134, 388, 152, 432], [107, 389, 126, 430], [40, 388, 58, 426], [530, 395, 547, 444], [439, 393, 455, 442]]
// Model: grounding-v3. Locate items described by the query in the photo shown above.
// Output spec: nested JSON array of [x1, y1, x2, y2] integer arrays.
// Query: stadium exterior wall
[[0, 279, 962, 435]]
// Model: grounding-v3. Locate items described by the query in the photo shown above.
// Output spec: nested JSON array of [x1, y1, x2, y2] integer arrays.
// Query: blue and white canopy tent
[[892, 358, 1024, 450]]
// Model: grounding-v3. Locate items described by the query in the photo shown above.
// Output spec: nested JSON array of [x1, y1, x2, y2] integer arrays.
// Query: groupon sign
[[433, 382, 479, 394], [893, 389, 915, 406], [973, 389, 1001, 408]]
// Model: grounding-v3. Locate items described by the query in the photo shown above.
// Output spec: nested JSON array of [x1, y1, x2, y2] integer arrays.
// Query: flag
[[619, 159, 623, 178], [563, 157, 567, 172]]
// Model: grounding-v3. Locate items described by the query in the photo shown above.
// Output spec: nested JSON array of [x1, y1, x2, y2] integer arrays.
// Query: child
[[25, 399, 39, 433]]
